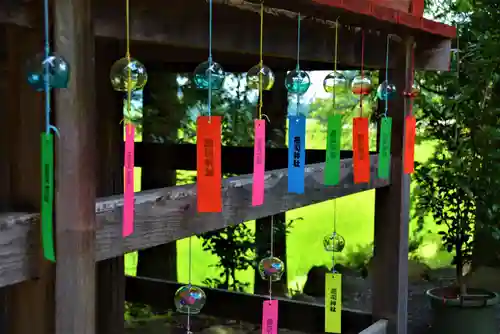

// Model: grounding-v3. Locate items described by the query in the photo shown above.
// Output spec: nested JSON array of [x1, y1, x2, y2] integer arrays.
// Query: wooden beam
[[0, 156, 388, 288], [1, 0, 452, 71], [372, 39, 413, 334], [54, 0, 96, 333], [134, 143, 358, 173], [125, 276, 375, 333]]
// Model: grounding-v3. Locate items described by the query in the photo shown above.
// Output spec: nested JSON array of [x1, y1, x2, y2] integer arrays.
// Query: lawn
[[125, 118, 451, 293]]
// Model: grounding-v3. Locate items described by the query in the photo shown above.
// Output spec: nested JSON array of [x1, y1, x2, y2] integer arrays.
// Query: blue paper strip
[[288, 115, 306, 194]]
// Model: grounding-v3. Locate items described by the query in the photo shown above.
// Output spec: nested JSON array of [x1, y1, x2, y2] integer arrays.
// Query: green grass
[[125, 119, 451, 293]]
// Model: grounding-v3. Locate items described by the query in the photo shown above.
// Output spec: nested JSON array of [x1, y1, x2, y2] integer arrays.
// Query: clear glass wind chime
[[258, 216, 285, 294], [27, 0, 70, 262]]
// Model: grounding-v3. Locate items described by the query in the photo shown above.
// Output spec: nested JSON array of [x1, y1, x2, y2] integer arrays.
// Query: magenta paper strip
[[123, 123, 135, 237], [252, 120, 266, 206], [262, 300, 278, 334]]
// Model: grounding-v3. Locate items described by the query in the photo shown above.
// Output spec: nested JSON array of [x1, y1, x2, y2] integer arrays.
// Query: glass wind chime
[[322, 20, 345, 334], [109, 0, 148, 238], [286, 13, 311, 195], [246, 1, 275, 207], [193, 0, 224, 214], [27, 0, 71, 262], [258, 216, 284, 334]]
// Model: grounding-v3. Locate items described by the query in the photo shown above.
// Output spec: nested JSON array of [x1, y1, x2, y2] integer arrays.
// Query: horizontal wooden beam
[[0, 156, 389, 288], [125, 276, 375, 333], [134, 143, 361, 173], [1, 0, 451, 70]]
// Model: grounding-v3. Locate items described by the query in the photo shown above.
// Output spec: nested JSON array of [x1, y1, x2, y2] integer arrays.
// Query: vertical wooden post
[[254, 72, 288, 296], [54, 0, 96, 333], [4, 26, 55, 334], [372, 37, 413, 334]]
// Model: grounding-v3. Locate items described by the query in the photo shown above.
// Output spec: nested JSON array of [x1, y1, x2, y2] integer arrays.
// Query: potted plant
[[414, 149, 499, 334]]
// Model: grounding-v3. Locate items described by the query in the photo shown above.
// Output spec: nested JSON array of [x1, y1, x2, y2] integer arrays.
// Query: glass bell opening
[[193, 60, 226, 90], [109, 57, 148, 92], [246, 64, 275, 91], [258, 256, 285, 281], [26, 53, 70, 91], [285, 69, 311, 95], [174, 285, 207, 315], [376, 81, 397, 101], [351, 76, 373, 96]]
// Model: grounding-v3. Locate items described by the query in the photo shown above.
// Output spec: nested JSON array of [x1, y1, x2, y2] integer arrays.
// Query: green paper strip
[[378, 117, 392, 180], [41, 133, 55, 262], [325, 114, 342, 185]]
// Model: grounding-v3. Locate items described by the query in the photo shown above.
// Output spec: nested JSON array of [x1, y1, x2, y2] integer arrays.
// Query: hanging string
[[187, 236, 193, 333], [384, 35, 391, 118], [258, 2, 264, 120], [359, 29, 365, 118], [43, 0, 58, 136], [295, 13, 302, 115], [332, 18, 339, 109], [409, 43, 416, 116], [125, 0, 132, 123], [268, 216, 274, 303], [208, 0, 214, 122], [331, 200, 338, 273]]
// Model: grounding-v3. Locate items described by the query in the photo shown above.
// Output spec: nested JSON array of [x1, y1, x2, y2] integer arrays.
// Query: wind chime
[[194, 0, 225, 214], [258, 216, 284, 334], [109, 0, 148, 237], [286, 13, 311, 195], [322, 20, 346, 334], [27, 0, 70, 261], [247, 1, 275, 207]]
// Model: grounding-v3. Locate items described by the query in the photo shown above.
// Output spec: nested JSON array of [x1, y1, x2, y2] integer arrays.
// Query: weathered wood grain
[[0, 156, 389, 288], [0, 0, 452, 70]]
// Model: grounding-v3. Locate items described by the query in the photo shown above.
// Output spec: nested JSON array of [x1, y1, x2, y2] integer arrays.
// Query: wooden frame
[[0, 156, 388, 288]]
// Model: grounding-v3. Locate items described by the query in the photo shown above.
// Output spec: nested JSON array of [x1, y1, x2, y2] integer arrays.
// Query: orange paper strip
[[197, 116, 222, 212], [352, 117, 370, 184], [404, 115, 416, 174]]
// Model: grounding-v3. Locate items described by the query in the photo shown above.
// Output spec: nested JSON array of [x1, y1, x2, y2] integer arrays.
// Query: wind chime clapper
[[26, 0, 70, 262]]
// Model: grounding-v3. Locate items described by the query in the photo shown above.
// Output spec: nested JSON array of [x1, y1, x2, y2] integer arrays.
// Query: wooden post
[[372, 37, 413, 334], [54, 0, 96, 333], [136, 70, 180, 282], [4, 26, 55, 334], [95, 40, 125, 334], [254, 72, 288, 296]]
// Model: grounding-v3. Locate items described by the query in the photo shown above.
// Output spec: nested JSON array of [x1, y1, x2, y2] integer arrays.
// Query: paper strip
[[41, 133, 55, 262], [378, 117, 392, 179], [325, 273, 342, 333], [197, 116, 222, 212], [325, 114, 342, 186], [123, 123, 135, 237], [352, 117, 370, 183], [252, 120, 266, 206], [288, 115, 306, 194], [404, 115, 416, 174], [262, 300, 279, 334]]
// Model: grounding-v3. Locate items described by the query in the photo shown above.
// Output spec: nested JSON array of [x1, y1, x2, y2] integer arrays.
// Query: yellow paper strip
[[325, 273, 342, 333]]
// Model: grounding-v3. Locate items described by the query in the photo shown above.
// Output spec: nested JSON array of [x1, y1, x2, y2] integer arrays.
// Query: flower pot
[[426, 287, 499, 334]]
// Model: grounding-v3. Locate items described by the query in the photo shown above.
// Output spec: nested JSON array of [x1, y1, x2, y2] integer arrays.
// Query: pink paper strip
[[123, 124, 135, 237], [262, 300, 278, 334], [252, 120, 266, 206]]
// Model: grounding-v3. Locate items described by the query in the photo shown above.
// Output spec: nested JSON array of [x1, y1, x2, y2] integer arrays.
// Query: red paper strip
[[352, 117, 370, 184], [252, 120, 266, 206], [262, 300, 278, 334], [197, 116, 222, 212], [123, 123, 135, 237], [404, 115, 416, 174]]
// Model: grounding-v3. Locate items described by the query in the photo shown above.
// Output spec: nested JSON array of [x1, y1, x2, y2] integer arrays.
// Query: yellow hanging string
[[258, 2, 264, 120], [125, 0, 132, 126]]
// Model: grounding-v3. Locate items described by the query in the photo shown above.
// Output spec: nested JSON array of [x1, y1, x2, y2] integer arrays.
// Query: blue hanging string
[[384, 35, 390, 118], [43, 0, 59, 136], [207, 0, 213, 120], [295, 13, 301, 113]]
